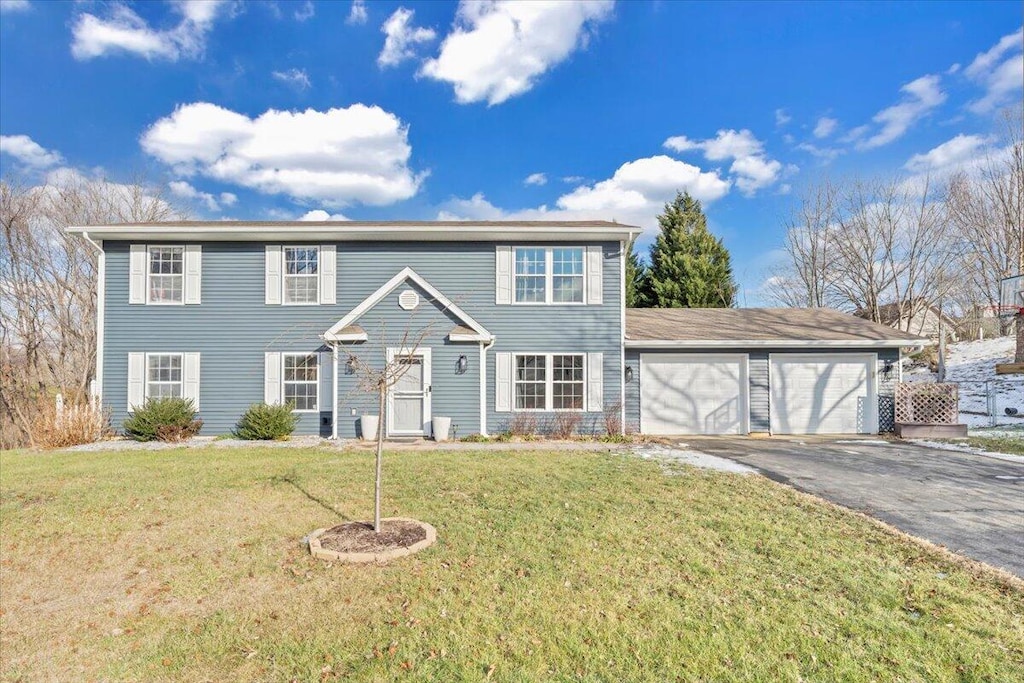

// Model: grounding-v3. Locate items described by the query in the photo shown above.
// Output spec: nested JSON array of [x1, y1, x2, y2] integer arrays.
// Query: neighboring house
[[69, 221, 927, 438], [857, 299, 959, 341]]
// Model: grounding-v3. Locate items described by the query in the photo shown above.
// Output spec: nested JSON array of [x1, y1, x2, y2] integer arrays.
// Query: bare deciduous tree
[[0, 172, 182, 447]]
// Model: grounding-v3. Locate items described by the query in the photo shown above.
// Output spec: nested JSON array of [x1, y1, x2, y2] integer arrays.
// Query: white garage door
[[770, 354, 877, 434], [640, 354, 748, 435]]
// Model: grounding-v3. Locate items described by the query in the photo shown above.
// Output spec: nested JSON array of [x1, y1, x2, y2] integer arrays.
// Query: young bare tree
[[0, 173, 182, 447], [341, 319, 437, 533], [768, 179, 838, 308]]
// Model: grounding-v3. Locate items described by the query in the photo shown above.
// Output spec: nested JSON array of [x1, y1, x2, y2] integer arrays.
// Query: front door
[[387, 348, 431, 436]]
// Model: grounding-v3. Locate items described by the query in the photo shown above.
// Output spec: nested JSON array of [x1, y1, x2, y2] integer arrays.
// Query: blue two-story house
[[70, 220, 925, 439], [71, 221, 636, 439]]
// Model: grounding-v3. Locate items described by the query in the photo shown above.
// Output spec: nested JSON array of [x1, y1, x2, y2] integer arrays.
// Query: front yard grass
[[1, 446, 1022, 681], [965, 435, 1024, 456]]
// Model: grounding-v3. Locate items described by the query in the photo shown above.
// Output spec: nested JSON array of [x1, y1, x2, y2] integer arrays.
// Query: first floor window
[[283, 354, 318, 411], [284, 246, 319, 304], [148, 246, 183, 304], [146, 354, 182, 399], [514, 353, 585, 410]]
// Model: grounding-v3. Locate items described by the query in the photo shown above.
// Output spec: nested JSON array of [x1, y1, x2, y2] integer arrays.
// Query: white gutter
[[81, 232, 105, 402], [624, 339, 929, 349]]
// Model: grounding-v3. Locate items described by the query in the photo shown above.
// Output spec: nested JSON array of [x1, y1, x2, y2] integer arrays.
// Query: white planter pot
[[359, 415, 379, 441], [431, 416, 452, 442]]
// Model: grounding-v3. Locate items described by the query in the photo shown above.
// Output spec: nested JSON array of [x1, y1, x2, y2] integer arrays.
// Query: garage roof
[[626, 307, 929, 348]]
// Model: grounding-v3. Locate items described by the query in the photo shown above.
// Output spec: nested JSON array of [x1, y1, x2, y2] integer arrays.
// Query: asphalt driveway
[[682, 437, 1024, 577]]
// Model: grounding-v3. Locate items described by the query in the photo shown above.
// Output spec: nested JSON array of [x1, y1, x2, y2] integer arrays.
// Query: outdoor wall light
[[346, 357, 356, 375], [456, 354, 468, 374], [882, 359, 894, 381], [625, 365, 634, 383]]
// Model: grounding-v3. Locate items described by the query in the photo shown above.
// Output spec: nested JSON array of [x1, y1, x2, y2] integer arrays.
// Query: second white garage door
[[640, 354, 749, 435], [770, 354, 877, 434]]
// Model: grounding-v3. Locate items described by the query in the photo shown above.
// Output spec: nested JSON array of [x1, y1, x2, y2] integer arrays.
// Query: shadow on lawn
[[270, 473, 352, 522]]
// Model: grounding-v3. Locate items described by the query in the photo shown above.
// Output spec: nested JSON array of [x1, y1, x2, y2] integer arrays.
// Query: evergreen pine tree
[[625, 236, 647, 307], [646, 192, 737, 308]]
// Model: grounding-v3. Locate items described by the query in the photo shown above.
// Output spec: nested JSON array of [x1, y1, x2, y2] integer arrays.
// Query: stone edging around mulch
[[307, 518, 437, 564]]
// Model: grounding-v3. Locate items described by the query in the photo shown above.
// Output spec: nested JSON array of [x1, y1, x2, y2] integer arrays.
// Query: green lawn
[[965, 435, 1024, 456], [1, 446, 1022, 682]]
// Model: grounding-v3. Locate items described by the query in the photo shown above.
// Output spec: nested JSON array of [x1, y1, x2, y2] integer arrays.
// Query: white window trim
[[146, 245, 185, 306], [282, 245, 321, 307], [144, 352, 184, 399], [512, 246, 586, 306], [513, 352, 587, 412], [281, 352, 320, 413]]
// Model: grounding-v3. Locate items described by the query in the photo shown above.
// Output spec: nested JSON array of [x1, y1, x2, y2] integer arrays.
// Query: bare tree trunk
[[374, 385, 386, 533], [1016, 313, 1024, 364]]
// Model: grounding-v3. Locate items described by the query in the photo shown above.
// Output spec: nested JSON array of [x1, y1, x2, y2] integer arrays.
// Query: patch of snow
[[909, 439, 1024, 465], [903, 336, 1024, 427], [632, 444, 755, 475]]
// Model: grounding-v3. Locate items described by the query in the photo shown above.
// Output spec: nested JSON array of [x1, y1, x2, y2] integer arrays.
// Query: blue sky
[[1, 0, 1021, 303]]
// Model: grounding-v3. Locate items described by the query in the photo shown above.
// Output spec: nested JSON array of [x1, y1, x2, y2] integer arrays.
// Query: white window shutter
[[184, 245, 202, 304], [586, 246, 603, 305], [319, 350, 330, 409], [319, 245, 336, 305], [264, 352, 282, 404], [183, 353, 201, 410], [265, 245, 282, 305], [587, 352, 604, 412], [495, 246, 512, 305], [495, 352, 512, 412], [129, 245, 146, 304], [127, 352, 145, 411]]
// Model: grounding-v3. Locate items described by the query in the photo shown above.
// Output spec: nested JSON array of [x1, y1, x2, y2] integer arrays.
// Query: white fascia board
[[448, 333, 489, 342], [624, 339, 927, 349], [323, 267, 493, 342], [334, 332, 369, 342], [66, 224, 637, 242]]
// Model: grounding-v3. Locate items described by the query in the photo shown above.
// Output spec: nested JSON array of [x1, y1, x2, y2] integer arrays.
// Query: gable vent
[[398, 289, 419, 311]]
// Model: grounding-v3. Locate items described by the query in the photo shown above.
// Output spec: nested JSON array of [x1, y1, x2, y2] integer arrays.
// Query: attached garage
[[769, 354, 876, 434], [640, 354, 748, 434], [624, 308, 927, 437]]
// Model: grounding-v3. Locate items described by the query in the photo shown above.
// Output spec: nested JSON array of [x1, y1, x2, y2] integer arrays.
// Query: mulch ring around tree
[[307, 517, 436, 564]]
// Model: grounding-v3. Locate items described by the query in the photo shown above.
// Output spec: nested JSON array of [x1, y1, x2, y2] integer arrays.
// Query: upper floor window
[[148, 246, 184, 304], [284, 247, 319, 305], [514, 247, 584, 304]]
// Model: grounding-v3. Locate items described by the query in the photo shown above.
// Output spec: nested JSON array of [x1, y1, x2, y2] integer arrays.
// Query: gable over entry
[[322, 267, 493, 344]]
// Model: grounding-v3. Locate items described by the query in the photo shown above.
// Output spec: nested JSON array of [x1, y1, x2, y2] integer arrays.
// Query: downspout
[[331, 341, 339, 440], [81, 232, 105, 403], [479, 337, 496, 436]]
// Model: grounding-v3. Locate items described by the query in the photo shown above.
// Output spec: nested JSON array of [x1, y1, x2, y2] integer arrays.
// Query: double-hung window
[[514, 353, 585, 410], [513, 247, 584, 304], [148, 246, 184, 304], [146, 353, 183, 399], [284, 247, 319, 305], [283, 353, 318, 411]]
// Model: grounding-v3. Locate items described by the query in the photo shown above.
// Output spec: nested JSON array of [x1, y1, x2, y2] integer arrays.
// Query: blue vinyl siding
[[102, 240, 623, 437], [626, 347, 901, 435]]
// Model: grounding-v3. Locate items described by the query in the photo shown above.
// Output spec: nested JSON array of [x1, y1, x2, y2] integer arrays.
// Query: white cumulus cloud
[[903, 133, 995, 175], [964, 27, 1023, 114], [664, 129, 786, 195], [853, 74, 946, 149], [294, 1, 314, 21], [347, 0, 367, 25], [0, 0, 31, 13], [71, 0, 231, 61], [775, 108, 792, 126], [168, 180, 236, 212], [377, 7, 436, 68], [0, 134, 64, 169], [420, 0, 614, 106], [272, 68, 311, 90], [141, 102, 425, 207], [524, 172, 547, 186], [812, 117, 838, 139], [299, 209, 350, 221], [439, 155, 730, 232]]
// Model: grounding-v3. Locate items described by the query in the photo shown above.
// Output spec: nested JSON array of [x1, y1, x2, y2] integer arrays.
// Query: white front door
[[640, 353, 749, 435], [770, 354, 877, 434], [387, 348, 431, 436]]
